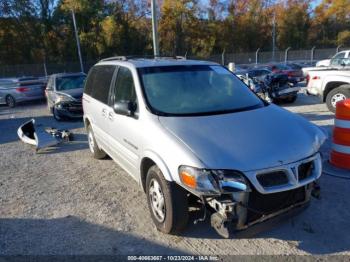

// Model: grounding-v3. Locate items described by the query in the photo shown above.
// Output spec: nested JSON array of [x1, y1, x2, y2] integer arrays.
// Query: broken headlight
[[55, 93, 75, 104], [178, 166, 250, 195]]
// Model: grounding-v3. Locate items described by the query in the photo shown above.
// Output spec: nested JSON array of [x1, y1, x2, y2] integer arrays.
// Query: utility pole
[[151, 0, 160, 57], [71, 10, 84, 73], [272, 12, 276, 62]]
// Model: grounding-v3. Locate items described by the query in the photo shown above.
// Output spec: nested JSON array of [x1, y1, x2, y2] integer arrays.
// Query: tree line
[[0, 0, 349, 65]]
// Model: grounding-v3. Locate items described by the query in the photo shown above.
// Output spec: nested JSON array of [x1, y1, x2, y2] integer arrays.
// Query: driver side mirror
[[113, 101, 137, 117]]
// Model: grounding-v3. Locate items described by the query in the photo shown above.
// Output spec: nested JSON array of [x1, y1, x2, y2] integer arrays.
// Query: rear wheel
[[87, 125, 106, 159], [326, 85, 350, 113], [146, 165, 189, 234], [5, 95, 16, 108], [284, 94, 298, 104]]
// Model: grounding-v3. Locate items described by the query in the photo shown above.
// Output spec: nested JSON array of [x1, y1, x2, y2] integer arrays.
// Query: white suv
[[83, 57, 326, 238]]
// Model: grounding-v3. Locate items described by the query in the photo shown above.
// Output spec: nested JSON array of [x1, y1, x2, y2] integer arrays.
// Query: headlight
[[178, 166, 250, 195], [56, 94, 75, 103]]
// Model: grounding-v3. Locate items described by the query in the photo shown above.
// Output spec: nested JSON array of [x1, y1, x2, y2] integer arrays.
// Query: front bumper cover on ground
[[17, 119, 72, 151]]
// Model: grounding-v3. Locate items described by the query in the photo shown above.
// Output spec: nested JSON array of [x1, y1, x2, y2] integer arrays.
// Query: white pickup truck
[[303, 50, 350, 76], [316, 50, 350, 67], [306, 69, 350, 112]]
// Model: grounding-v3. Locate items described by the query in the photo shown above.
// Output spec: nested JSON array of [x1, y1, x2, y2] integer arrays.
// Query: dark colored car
[[243, 68, 273, 82], [265, 63, 304, 84], [235, 68, 300, 103], [45, 72, 86, 121]]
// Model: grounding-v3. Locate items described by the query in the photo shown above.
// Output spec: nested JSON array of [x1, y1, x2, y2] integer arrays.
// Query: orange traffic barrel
[[330, 99, 350, 169]]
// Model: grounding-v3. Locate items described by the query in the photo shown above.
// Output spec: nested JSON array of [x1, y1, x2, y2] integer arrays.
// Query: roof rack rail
[[155, 56, 186, 60], [100, 56, 128, 62], [99, 55, 187, 62]]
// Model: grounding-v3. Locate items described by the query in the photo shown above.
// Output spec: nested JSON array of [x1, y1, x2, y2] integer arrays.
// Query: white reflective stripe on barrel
[[335, 119, 350, 129], [332, 143, 350, 154]]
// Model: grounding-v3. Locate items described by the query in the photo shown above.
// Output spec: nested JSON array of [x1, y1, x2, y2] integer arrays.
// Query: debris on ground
[[17, 118, 72, 152]]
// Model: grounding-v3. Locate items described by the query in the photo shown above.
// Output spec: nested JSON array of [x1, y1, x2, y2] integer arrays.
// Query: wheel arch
[[323, 81, 350, 102], [140, 151, 174, 192], [83, 116, 92, 129]]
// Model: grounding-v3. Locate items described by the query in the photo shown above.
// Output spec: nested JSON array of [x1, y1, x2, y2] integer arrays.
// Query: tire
[[146, 165, 189, 234], [53, 106, 63, 121], [326, 85, 350, 113], [5, 95, 16, 108], [284, 94, 298, 104], [47, 102, 53, 114], [86, 125, 106, 159]]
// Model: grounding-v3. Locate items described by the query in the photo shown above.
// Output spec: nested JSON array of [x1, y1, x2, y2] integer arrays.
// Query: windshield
[[56, 75, 85, 91], [138, 65, 264, 116]]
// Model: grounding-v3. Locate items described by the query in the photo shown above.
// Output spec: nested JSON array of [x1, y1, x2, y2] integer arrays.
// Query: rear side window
[[84, 65, 115, 104]]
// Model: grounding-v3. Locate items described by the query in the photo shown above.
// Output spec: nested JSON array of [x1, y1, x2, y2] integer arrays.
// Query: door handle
[[108, 112, 114, 121]]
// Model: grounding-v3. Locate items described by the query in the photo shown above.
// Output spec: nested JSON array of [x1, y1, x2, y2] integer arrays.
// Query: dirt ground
[[0, 90, 349, 256]]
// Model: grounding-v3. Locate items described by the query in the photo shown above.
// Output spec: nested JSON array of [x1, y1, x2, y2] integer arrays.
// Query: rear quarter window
[[84, 65, 115, 104]]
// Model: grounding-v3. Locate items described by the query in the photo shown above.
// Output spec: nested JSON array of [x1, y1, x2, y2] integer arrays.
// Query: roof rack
[[99, 55, 187, 62], [100, 56, 129, 62]]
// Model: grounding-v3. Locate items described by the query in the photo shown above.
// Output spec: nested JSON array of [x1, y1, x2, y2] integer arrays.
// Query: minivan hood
[[159, 105, 326, 172]]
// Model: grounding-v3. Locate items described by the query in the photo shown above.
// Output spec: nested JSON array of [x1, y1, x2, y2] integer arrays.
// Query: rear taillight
[[306, 74, 310, 84], [16, 87, 29, 92], [312, 76, 320, 80]]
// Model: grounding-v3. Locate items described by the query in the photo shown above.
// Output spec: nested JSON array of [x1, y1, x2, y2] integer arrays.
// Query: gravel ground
[[0, 90, 349, 256]]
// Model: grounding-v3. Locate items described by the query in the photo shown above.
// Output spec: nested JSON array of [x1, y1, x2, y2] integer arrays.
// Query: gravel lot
[[1, 90, 349, 256]]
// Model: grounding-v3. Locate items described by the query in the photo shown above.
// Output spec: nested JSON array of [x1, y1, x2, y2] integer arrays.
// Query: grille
[[247, 186, 306, 223], [62, 101, 83, 114], [257, 171, 289, 188], [298, 161, 314, 181]]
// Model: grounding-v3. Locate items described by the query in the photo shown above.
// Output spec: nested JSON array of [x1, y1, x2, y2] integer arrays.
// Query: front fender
[[141, 150, 174, 185]]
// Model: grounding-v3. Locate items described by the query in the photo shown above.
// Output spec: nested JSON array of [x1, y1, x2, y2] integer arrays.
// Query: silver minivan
[[83, 57, 326, 238], [0, 77, 46, 107]]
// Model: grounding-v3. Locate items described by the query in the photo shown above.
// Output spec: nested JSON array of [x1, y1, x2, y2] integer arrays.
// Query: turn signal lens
[[180, 171, 197, 189]]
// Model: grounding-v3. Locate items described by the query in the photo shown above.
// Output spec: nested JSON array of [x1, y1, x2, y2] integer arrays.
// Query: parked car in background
[[0, 77, 46, 107], [242, 68, 272, 82], [83, 57, 326, 238], [46, 72, 86, 121], [316, 50, 350, 67], [264, 63, 304, 85], [306, 69, 350, 112]]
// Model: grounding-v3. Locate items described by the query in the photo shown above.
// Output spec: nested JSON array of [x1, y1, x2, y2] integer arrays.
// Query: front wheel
[[146, 165, 189, 234], [53, 106, 63, 121], [326, 85, 350, 113], [87, 125, 106, 159]]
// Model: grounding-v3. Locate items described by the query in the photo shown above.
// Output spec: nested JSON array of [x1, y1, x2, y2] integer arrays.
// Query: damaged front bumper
[[206, 182, 316, 238], [188, 153, 322, 238], [54, 101, 83, 119]]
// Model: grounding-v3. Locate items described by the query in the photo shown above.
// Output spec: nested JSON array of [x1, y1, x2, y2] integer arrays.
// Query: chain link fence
[[0, 61, 97, 78], [0, 47, 349, 78]]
